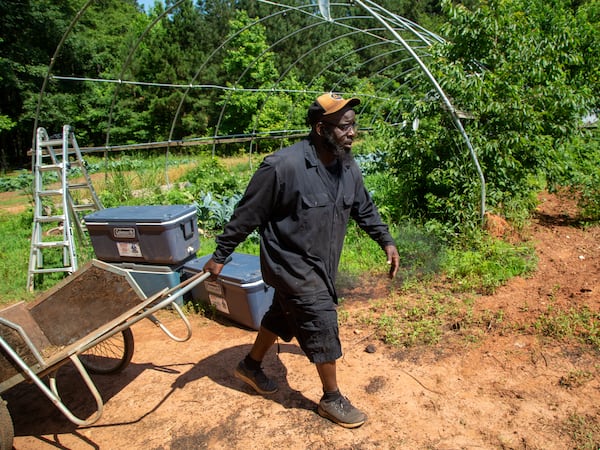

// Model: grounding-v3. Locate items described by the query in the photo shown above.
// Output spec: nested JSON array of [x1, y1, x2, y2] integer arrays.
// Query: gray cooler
[[182, 253, 273, 330], [84, 205, 199, 264]]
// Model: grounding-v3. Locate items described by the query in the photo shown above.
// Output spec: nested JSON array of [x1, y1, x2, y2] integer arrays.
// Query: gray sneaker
[[234, 360, 278, 395], [318, 395, 367, 428]]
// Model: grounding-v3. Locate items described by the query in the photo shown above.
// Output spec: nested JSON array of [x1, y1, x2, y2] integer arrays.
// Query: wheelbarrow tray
[[0, 259, 161, 393], [0, 258, 210, 450]]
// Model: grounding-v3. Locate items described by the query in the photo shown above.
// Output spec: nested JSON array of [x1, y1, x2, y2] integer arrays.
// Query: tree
[[216, 10, 281, 141], [0, 0, 145, 168], [381, 0, 599, 233]]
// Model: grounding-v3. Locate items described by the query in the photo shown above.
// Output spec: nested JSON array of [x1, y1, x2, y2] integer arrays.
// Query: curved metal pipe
[[352, 0, 486, 224]]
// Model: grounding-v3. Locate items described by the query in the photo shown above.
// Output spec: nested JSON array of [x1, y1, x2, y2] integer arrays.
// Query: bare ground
[[5, 192, 600, 449]]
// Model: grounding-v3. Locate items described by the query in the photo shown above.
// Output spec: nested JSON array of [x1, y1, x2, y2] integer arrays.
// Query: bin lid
[[84, 205, 196, 224], [185, 252, 263, 284]]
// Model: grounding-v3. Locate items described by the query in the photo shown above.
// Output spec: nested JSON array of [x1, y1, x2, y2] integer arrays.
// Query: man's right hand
[[202, 257, 224, 280]]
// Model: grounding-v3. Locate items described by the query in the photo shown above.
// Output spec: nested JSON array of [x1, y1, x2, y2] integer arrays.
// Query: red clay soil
[[5, 192, 600, 449]]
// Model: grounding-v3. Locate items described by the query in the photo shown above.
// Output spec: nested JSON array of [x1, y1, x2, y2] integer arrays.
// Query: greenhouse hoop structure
[[33, 0, 486, 222]]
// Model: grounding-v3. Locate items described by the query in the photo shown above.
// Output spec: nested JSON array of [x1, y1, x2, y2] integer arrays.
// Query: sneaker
[[318, 395, 367, 428], [234, 360, 278, 395]]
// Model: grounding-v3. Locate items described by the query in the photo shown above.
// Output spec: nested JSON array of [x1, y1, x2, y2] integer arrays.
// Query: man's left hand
[[384, 245, 400, 279]]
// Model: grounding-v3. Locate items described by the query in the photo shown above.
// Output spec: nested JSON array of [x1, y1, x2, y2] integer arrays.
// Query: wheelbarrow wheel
[[0, 398, 13, 450], [80, 328, 135, 375]]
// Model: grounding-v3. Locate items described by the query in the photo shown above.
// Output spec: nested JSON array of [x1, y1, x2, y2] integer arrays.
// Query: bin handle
[[180, 219, 195, 240]]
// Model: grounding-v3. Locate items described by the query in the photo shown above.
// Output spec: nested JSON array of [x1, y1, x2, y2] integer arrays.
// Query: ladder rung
[[41, 139, 64, 147], [39, 164, 64, 171], [36, 215, 66, 223], [71, 204, 96, 211], [39, 189, 63, 196], [68, 183, 89, 189], [33, 241, 69, 249], [29, 267, 75, 275]]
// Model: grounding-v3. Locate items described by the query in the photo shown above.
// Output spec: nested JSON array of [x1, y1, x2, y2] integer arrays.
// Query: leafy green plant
[[181, 158, 246, 197], [0, 171, 34, 193], [99, 171, 138, 207], [374, 0, 599, 234], [549, 133, 600, 221], [441, 233, 537, 294], [195, 191, 242, 232]]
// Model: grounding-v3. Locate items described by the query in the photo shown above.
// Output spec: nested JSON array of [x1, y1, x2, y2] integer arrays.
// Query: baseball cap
[[307, 92, 360, 124]]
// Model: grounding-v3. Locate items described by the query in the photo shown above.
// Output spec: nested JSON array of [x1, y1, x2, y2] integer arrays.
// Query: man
[[203, 92, 399, 428]]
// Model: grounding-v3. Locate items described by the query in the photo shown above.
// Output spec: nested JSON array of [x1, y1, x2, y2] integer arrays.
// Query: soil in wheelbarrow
[[5, 191, 600, 449]]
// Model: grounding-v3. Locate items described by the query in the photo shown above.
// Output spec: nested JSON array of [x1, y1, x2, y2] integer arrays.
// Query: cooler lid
[[84, 205, 196, 224], [186, 252, 263, 284]]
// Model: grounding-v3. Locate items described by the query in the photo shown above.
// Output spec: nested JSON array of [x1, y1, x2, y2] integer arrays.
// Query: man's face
[[319, 109, 357, 160]]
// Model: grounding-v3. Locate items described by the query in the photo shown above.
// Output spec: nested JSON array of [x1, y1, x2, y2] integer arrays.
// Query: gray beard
[[322, 128, 353, 164]]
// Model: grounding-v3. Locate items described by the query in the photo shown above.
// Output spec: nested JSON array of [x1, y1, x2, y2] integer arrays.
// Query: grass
[[0, 210, 37, 303]]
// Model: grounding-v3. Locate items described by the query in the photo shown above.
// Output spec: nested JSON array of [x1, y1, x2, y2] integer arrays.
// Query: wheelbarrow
[[0, 259, 211, 449]]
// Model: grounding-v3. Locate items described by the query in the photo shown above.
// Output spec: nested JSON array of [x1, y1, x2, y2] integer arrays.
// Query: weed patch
[[533, 305, 600, 351], [563, 412, 600, 450]]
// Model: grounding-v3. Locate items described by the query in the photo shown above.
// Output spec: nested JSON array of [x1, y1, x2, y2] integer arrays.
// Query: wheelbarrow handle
[[155, 255, 232, 299]]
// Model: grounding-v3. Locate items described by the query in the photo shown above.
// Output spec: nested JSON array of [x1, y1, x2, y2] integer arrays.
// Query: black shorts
[[261, 290, 342, 364]]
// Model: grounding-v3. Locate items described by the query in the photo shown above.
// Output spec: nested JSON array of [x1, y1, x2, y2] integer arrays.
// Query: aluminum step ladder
[[27, 125, 103, 292]]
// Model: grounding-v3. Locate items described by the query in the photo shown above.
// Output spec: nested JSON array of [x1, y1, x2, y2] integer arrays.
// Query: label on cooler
[[205, 280, 224, 296], [209, 294, 229, 314], [116, 241, 143, 258]]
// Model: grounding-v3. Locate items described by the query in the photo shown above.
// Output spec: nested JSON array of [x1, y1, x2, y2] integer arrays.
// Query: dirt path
[[6, 193, 600, 449]]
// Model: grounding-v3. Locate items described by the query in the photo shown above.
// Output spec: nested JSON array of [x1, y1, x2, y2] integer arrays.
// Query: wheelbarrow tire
[[0, 398, 13, 450], [80, 328, 135, 375]]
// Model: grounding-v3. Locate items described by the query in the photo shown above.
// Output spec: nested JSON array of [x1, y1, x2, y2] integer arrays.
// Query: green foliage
[[0, 210, 36, 304], [548, 131, 600, 220], [0, 115, 15, 133], [340, 219, 444, 286], [394, 223, 444, 280], [0, 171, 34, 192], [377, 0, 599, 233], [195, 191, 242, 232], [215, 10, 309, 154], [339, 223, 391, 283], [180, 158, 247, 197], [441, 233, 537, 294], [29, 0, 144, 146], [363, 291, 468, 347]]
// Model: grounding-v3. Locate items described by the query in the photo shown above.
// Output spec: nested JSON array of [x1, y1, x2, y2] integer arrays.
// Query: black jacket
[[212, 135, 395, 301]]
